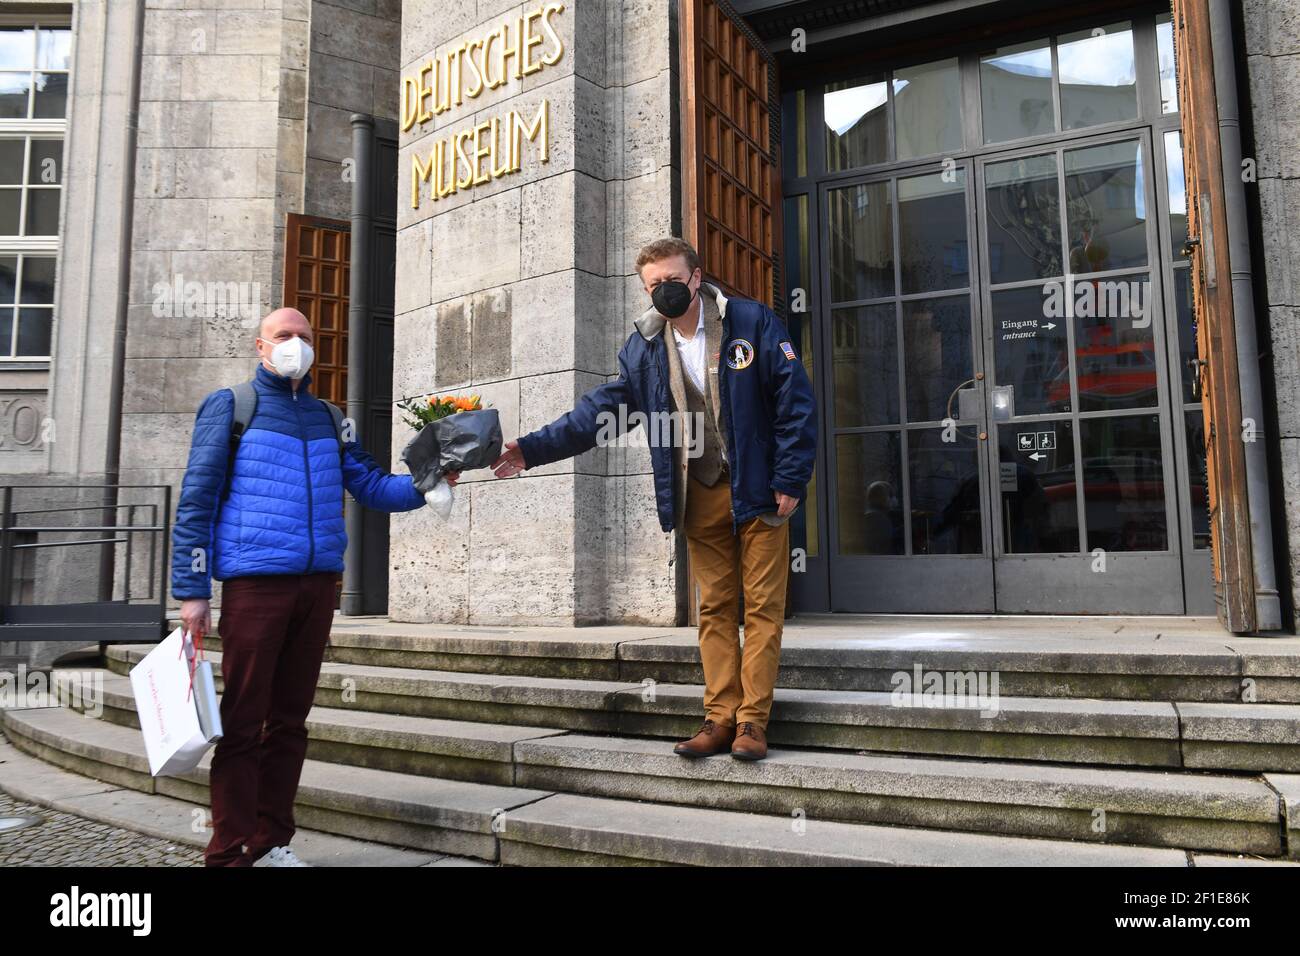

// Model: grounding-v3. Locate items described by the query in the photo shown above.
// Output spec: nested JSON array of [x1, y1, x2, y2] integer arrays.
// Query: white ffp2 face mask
[[267, 335, 314, 380]]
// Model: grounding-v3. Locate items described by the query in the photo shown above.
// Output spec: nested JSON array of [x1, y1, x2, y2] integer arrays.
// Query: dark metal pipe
[[340, 115, 375, 616]]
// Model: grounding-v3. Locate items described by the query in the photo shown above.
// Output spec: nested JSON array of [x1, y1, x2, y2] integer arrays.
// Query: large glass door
[[817, 130, 1192, 613], [977, 129, 1185, 612], [819, 161, 996, 612], [788, 10, 1211, 614]]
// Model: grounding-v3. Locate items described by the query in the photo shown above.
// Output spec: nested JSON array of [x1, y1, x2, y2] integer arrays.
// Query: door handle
[[1188, 357, 1207, 399], [947, 377, 981, 421]]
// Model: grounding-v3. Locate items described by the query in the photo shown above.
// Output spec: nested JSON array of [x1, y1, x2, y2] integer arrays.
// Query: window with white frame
[[0, 19, 69, 360]]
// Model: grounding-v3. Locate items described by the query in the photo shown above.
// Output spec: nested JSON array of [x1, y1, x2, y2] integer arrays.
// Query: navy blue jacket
[[171, 364, 425, 600], [516, 287, 818, 532]]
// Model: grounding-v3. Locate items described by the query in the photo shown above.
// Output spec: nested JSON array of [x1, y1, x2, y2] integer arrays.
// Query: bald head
[[258, 308, 312, 342]]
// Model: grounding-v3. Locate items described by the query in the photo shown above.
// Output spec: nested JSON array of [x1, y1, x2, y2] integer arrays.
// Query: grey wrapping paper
[[401, 408, 503, 493]]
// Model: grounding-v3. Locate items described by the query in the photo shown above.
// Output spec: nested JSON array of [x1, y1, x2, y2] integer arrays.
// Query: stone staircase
[[3, 616, 1300, 865]]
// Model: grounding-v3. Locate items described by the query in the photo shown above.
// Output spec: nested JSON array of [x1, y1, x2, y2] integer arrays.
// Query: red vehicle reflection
[[1046, 338, 1158, 407]]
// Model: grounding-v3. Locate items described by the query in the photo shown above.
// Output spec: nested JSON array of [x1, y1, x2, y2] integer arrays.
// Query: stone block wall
[[120, 1, 295, 508], [16, 1, 148, 667], [303, 0, 402, 223], [389, 0, 680, 625], [1244, 0, 1300, 624]]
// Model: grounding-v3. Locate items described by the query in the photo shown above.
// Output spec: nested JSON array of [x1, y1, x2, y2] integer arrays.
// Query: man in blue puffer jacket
[[171, 306, 437, 867], [492, 237, 817, 761]]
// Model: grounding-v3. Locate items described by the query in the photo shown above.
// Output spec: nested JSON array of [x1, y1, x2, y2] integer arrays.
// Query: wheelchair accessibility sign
[[1017, 430, 1056, 454]]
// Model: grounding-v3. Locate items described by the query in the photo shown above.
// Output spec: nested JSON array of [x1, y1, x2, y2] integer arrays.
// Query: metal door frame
[[778, 8, 1213, 614], [1149, 122, 1216, 615], [816, 156, 997, 612], [973, 126, 1185, 612]]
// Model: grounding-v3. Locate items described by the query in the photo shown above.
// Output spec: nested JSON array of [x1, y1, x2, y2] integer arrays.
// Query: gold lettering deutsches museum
[[403, 2, 564, 209]]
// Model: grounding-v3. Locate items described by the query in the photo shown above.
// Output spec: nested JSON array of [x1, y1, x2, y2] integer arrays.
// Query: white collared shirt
[[671, 295, 707, 394]]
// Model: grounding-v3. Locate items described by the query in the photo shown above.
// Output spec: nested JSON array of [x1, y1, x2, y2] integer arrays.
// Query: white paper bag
[[129, 627, 223, 777]]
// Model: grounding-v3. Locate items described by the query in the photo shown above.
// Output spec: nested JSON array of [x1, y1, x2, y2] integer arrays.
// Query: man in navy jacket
[[493, 238, 817, 760], [171, 307, 437, 866]]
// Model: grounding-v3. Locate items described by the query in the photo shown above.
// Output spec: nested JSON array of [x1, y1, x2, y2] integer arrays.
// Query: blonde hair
[[635, 237, 701, 275]]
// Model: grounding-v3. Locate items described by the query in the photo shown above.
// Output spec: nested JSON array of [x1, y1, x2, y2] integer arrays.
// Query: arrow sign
[[1042, 322, 1057, 330], [1029, 452, 1045, 461]]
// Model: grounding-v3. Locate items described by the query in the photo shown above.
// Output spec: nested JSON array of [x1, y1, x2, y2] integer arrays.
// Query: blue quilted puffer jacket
[[171, 364, 425, 600]]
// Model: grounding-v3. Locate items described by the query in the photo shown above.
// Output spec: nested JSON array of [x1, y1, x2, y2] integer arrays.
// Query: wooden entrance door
[[1171, 0, 1258, 632], [678, 0, 785, 625]]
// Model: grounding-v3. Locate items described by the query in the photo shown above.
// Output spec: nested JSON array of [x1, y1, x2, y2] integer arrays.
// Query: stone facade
[[302, 0, 401, 223], [388, 0, 680, 626], [11, 0, 1300, 646], [121, 1, 295, 499], [3, 1, 146, 667], [1244, 0, 1300, 625], [4, 1, 386, 667]]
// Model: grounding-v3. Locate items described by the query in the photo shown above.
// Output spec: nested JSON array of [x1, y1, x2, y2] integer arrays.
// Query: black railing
[[0, 484, 170, 644]]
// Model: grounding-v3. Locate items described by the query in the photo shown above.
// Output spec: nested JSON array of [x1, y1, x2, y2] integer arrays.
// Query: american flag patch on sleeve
[[780, 341, 797, 360]]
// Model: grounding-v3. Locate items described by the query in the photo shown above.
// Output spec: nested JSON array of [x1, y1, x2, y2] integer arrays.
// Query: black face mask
[[652, 279, 694, 319]]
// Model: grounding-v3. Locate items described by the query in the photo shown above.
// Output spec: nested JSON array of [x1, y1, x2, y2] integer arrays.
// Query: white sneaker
[[253, 845, 311, 867]]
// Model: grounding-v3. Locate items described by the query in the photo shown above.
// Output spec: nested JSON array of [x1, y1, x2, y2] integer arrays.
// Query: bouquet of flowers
[[397, 392, 483, 430], [397, 392, 503, 520]]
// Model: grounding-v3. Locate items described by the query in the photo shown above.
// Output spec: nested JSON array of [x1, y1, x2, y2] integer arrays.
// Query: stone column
[[1245, 0, 1300, 626], [390, 0, 679, 625]]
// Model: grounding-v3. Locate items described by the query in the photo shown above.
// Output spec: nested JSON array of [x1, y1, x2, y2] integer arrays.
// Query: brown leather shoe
[[730, 722, 768, 760], [673, 719, 735, 758]]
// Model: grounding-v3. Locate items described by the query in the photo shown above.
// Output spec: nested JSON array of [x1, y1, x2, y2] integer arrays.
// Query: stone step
[[54, 669, 1295, 856], [494, 794, 1196, 866], [0, 735, 477, 866], [102, 645, 1300, 771], [187, 617, 1300, 703], [511, 734, 1291, 857], [0, 705, 547, 863], [0, 704, 1229, 866], [61, 669, 564, 787]]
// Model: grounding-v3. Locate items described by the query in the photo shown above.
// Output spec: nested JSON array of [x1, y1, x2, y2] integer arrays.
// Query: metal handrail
[[0, 525, 167, 533], [1, 504, 161, 517], [0, 483, 172, 643], [8, 537, 137, 550]]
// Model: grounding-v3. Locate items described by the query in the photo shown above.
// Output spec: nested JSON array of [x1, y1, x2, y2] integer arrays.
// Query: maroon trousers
[[205, 572, 337, 867]]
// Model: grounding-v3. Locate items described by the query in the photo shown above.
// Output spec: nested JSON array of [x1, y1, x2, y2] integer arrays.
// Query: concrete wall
[[117, 0, 390, 577], [303, 0, 401, 223], [1244, 0, 1300, 625], [390, 0, 679, 625], [120, 0, 292, 502], [3, 1, 146, 667], [26, 0, 140, 483]]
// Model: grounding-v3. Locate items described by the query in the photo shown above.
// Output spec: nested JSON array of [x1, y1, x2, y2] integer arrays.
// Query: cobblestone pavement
[[0, 791, 204, 866]]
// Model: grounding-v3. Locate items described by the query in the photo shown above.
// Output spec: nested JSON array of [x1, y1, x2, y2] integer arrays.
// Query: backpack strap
[[222, 381, 258, 501], [325, 401, 347, 474]]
